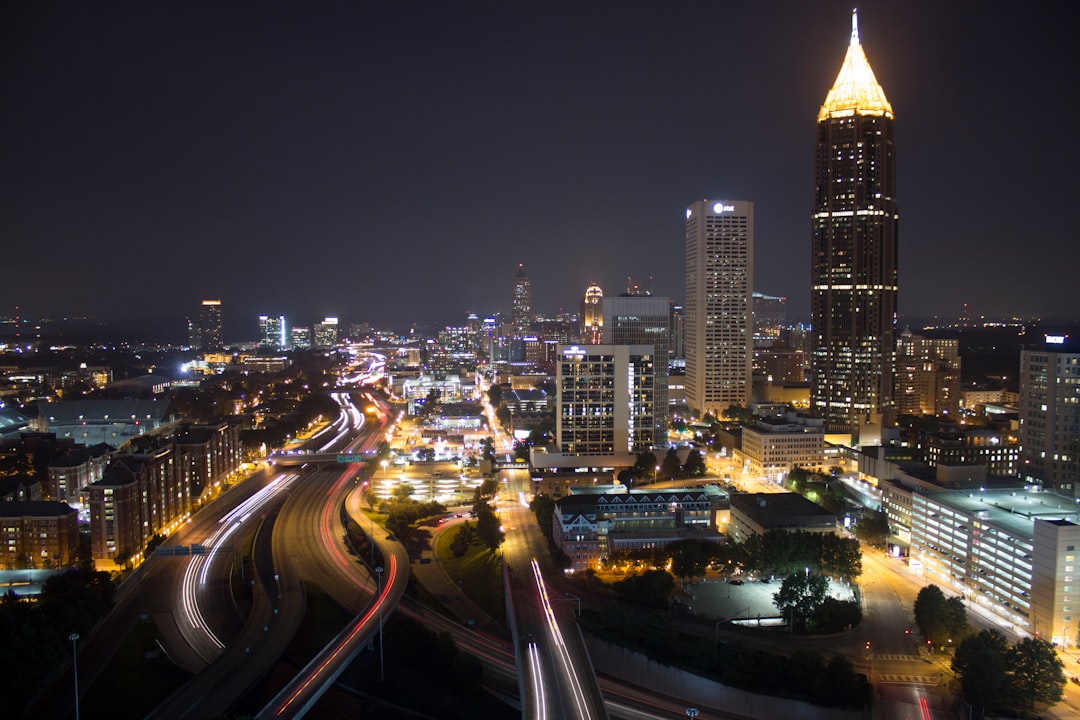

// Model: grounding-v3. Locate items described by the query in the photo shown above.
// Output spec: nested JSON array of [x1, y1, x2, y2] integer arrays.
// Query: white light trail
[[527, 641, 547, 720], [531, 558, 591, 720], [180, 472, 299, 656]]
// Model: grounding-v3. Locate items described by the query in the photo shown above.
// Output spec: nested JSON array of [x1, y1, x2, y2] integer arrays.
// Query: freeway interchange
[[45, 376, 986, 720]]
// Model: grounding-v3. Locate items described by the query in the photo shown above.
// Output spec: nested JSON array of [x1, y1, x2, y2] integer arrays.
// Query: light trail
[[531, 558, 592, 720], [527, 641, 547, 719], [272, 554, 399, 717], [179, 472, 299, 657]]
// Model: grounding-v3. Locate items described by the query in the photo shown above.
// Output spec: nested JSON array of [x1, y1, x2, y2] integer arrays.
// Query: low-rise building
[[727, 492, 836, 544], [739, 413, 825, 478], [552, 487, 725, 572]]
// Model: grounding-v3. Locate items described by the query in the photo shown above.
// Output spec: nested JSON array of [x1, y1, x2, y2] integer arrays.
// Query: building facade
[[313, 317, 339, 349], [739, 414, 826, 478], [552, 488, 721, 572], [602, 295, 671, 446], [810, 11, 898, 438], [685, 199, 753, 415], [556, 344, 657, 455], [512, 263, 531, 337], [0, 501, 79, 569], [188, 299, 223, 350], [1019, 334, 1080, 496], [896, 330, 961, 417], [259, 314, 287, 349], [752, 292, 787, 340]]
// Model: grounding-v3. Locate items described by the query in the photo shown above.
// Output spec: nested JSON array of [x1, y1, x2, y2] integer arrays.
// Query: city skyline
[[3, 2, 1078, 331]]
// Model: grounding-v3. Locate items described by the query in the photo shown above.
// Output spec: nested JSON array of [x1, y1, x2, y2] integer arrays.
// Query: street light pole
[[375, 566, 384, 683], [69, 632, 80, 720]]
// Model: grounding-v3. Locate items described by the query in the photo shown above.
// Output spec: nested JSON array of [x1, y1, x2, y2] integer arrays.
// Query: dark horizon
[[3, 2, 1078, 329]]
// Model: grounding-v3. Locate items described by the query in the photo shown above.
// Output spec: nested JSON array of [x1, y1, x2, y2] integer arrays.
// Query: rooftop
[[922, 487, 1080, 540], [818, 10, 893, 122]]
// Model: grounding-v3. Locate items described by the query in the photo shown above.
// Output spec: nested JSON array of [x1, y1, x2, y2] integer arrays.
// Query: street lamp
[[375, 566, 385, 683], [69, 632, 80, 720]]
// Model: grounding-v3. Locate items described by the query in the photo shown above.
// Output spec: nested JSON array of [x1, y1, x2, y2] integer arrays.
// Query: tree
[[786, 466, 810, 494], [480, 437, 496, 464], [682, 449, 707, 476], [1008, 636, 1066, 708], [667, 539, 712, 582], [611, 569, 674, 609], [913, 584, 950, 644], [473, 499, 503, 552], [450, 523, 472, 557], [852, 510, 890, 549], [633, 451, 658, 481], [529, 494, 557, 547], [773, 571, 829, 632], [660, 447, 681, 480], [952, 629, 1011, 712]]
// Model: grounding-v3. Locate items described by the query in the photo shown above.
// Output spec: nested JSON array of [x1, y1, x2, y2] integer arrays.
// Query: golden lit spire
[[817, 8, 893, 122]]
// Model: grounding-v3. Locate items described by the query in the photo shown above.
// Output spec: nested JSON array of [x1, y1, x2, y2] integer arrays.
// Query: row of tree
[[626, 448, 707, 482], [605, 529, 862, 583], [912, 584, 1066, 714]]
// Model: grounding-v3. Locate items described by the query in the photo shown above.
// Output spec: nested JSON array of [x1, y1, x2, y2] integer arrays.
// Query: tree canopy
[[913, 584, 969, 645], [952, 629, 1065, 713], [773, 571, 829, 632]]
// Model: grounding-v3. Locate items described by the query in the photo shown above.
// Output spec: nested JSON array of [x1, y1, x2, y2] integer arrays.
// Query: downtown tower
[[811, 11, 898, 438]]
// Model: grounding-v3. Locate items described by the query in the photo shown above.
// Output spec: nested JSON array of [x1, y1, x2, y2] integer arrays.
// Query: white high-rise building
[[684, 199, 753, 415], [1020, 334, 1080, 495]]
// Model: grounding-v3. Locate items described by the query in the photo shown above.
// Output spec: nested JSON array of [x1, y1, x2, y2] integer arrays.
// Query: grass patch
[[81, 616, 191, 720], [434, 525, 505, 624]]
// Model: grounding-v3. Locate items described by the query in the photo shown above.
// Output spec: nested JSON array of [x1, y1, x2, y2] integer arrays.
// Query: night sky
[[3, 1, 1077, 338]]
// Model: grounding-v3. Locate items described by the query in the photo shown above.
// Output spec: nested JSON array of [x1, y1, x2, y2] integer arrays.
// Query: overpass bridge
[[268, 451, 374, 467]]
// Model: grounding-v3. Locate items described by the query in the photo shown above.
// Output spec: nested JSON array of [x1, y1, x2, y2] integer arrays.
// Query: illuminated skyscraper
[[313, 317, 339, 349], [188, 299, 222, 350], [684, 199, 753, 415], [581, 284, 603, 344], [512, 263, 531, 337], [258, 314, 286, 349], [811, 10, 898, 437]]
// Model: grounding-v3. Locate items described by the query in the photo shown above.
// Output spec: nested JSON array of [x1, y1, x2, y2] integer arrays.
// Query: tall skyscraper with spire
[[512, 263, 531, 337], [811, 10, 898, 438]]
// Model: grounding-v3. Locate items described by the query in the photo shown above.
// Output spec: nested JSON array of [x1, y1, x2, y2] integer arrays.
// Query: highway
[[147, 388, 380, 717], [500, 468, 609, 720]]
